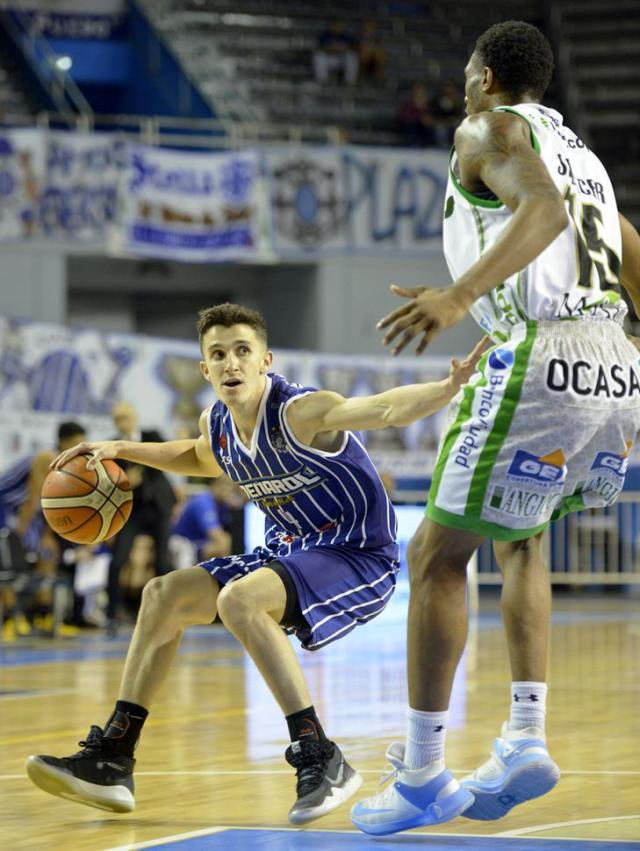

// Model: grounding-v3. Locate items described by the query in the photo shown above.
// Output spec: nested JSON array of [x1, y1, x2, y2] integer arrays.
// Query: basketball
[[40, 454, 133, 544]]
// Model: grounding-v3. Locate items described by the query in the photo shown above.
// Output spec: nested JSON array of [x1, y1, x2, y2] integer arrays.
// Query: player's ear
[[260, 350, 273, 373], [199, 360, 210, 381], [482, 65, 494, 92]]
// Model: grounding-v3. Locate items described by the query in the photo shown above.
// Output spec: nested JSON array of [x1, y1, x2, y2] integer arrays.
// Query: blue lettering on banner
[[507, 449, 567, 486], [130, 225, 253, 249], [129, 153, 215, 196], [343, 151, 445, 242]]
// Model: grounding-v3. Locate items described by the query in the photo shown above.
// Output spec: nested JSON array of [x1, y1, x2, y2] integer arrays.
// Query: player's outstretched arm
[[50, 411, 222, 478], [288, 337, 489, 441], [619, 213, 640, 315], [379, 111, 568, 355]]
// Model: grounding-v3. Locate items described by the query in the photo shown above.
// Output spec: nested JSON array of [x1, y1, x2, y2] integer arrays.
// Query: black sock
[[102, 700, 149, 757], [285, 705, 327, 743]]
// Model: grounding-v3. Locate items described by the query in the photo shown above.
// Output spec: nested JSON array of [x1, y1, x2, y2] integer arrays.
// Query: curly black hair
[[474, 21, 554, 101]]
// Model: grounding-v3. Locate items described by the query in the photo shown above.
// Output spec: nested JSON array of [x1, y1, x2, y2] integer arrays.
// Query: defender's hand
[[50, 440, 123, 471], [378, 285, 470, 355], [447, 336, 491, 393]]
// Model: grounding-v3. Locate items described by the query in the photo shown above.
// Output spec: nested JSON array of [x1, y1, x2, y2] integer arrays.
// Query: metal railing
[[0, 108, 352, 148], [476, 492, 640, 584]]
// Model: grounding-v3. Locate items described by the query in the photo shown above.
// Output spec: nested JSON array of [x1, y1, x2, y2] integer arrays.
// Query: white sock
[[508, 681, 547, 733], [405, 707, 448, 770]]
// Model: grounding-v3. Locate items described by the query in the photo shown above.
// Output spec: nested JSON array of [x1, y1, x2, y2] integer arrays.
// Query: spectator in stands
[[357, 18, 386, 84], [0, 420, 87, 637], [107, 402, 176, 635], [313, 18, 359, 85], [171, 480, 232, 570], [212, 474, 247, 547], [397, 82, 437, 147], [431, 80, 465, 146]]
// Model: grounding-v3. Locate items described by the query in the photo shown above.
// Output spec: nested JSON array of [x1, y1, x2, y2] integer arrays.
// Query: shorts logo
[[507, 449, 567, 486], [488, 348, 515, 370], [589, 442, 632, 480]]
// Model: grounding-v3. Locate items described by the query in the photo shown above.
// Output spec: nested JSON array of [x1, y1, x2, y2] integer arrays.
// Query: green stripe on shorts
[[465, 321, 538, 516], [427, 361, 488, 512]]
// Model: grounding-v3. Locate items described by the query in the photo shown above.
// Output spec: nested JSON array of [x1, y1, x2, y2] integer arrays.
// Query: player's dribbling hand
[[50, 440, 123, 471], [447, 336, 491, 393], [378, 285, 470, 355]]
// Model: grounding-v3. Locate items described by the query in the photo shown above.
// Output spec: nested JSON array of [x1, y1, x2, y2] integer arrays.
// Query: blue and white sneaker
[[461, 723, 560, 820], [351, 743, 474, 836]]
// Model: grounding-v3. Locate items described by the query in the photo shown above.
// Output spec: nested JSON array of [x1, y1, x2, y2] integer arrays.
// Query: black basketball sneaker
[[26, 725, 135, 813], [285, 739, 363, 824]]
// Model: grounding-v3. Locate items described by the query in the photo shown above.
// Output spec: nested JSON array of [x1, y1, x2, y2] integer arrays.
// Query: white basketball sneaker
[[460, 722, 560, 820], [351, 742, 474, 836]]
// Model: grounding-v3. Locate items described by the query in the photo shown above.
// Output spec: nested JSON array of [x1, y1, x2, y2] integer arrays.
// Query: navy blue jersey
[[207, 373, 398, 557], [0, 454, 44, 549]]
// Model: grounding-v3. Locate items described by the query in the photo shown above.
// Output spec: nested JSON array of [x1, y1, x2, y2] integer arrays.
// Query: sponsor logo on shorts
[[454, 374, 505, 469], [546, 358, 640, 398], [488, 347, 515, 370], [507, 449, 567, 487], [489, 486, 562, 518], [589, 442, 632, 481]]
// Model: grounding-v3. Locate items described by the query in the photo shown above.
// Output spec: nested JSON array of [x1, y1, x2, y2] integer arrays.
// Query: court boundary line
[[4, 768, 640, 781], [103, 823, 640, 851], [3, 768, 640, 781], [496, 814, 640, 838]]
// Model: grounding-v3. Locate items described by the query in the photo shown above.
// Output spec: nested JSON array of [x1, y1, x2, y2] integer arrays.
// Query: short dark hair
[[474, 21, 554, 102], [197, 303, 268, 350], [57, 421, 86, 442]]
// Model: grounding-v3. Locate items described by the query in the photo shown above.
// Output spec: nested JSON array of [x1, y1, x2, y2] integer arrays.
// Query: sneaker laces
[[285, 740, 333, 797], [74, 725, 107, 758]]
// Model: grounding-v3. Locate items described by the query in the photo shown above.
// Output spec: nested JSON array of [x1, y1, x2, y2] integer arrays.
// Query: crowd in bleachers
[[143, 0, 539, 146]]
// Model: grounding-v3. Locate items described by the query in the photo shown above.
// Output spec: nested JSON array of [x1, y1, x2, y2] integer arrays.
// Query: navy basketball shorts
[[199, 544, 399, 651]]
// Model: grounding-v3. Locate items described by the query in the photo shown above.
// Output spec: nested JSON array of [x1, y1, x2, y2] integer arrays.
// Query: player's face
[[464, 52, 489, 115], [200, 324, 272, 407]]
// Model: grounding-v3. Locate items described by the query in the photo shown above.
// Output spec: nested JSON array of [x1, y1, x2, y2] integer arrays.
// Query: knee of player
[[216, 580, 254, 629], [140, 574, 177, 616]]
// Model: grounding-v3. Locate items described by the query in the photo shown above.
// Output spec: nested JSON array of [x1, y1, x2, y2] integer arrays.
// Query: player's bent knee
[[216, 580, 262, 631]]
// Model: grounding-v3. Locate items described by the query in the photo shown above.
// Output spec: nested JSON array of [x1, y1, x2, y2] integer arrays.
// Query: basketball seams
[[41, 455, 132, 544]]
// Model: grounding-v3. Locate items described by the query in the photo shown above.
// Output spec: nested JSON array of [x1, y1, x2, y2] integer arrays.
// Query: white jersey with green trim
[[442, 103, 624, 342]]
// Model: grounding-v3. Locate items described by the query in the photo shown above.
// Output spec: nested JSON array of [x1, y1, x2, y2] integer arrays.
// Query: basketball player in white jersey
[[26, 303, 486, 825], [353, 20, 640, 835]]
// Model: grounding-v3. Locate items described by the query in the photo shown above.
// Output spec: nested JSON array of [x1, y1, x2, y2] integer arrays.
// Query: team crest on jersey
[[218, 434, 227, 450], [270, 426, 287, 453]]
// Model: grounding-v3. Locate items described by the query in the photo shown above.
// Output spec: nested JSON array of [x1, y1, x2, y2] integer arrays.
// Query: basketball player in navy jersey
[[26, 303, 486, 824]]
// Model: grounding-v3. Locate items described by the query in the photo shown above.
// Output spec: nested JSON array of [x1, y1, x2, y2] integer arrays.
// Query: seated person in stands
[[357, 18, 386, 83], [396, 81, 437, 147], [313, 18, 359, 85], [0, 421, 86, 637], [171, 479, 232, 568]]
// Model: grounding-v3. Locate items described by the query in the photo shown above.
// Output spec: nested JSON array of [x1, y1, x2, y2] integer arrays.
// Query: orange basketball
[[41, 454, 133, 544]]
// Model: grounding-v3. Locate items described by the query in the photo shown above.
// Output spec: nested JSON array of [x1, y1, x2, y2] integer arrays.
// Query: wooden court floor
[[1, 589, 639, 851]]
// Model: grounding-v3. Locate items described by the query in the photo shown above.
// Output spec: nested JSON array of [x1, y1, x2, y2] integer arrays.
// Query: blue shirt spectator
[[171, 489, 231, 564]]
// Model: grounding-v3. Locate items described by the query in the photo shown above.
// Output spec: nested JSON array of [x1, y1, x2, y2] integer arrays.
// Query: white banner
[[265, 145, 449, 256], [0, 128, 45, 243], [0, 316, 452, 481], [40, 131, 122, 243], [112, 145, 261, 262]]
